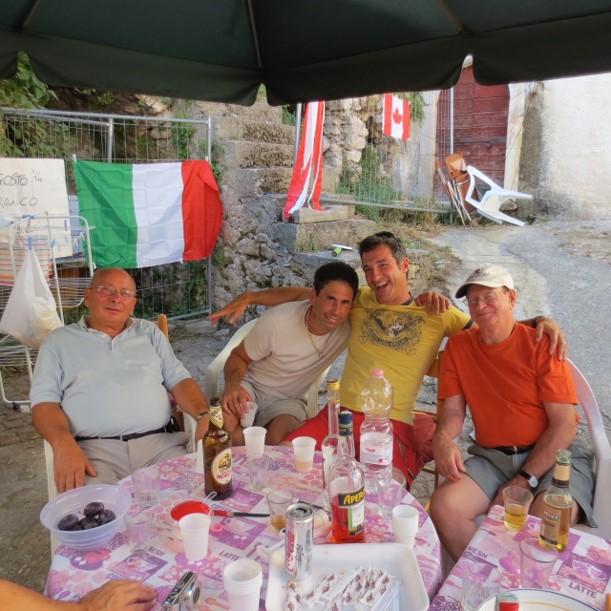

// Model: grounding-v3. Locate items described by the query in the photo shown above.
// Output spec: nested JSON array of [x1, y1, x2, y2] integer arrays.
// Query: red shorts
[[284, 406, 436, 488]]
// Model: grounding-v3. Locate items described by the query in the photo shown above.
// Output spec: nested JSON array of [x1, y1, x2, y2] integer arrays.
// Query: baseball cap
[[455, 265, 515, 299]]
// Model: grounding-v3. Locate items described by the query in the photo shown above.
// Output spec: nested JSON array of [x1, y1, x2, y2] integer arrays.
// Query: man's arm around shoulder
[[209, 287, 313, 325]]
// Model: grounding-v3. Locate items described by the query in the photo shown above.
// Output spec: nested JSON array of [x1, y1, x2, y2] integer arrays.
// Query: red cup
[[170, 500, 211, 522]]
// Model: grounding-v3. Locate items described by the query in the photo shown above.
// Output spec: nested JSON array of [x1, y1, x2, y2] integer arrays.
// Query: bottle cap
[[338, 410, 353, 436], [371, 368, 384, 378], [327, 379, 340, 391]]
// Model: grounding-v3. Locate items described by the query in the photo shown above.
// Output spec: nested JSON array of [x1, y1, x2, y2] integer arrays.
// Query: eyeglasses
[[91, 284, 136, 300], [464, 291, 503, 308]]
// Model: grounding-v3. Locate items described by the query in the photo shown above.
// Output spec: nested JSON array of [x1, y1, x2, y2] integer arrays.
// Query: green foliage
[[281, 106, 296, 126], [0, 52, 56, 108], [397, 92, 426, 124], [337, 145, 402, 209], [171, 122, 197, 160], [0, 52, 62, 156], [198, 139, 225, 186]]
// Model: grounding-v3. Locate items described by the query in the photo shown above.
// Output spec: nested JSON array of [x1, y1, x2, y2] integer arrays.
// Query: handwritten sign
[[0, 158, 72, 258]]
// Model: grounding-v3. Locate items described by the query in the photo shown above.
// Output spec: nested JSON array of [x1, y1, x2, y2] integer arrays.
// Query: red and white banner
[[383, 94, 411, 141], [283, 101, 325, 219]]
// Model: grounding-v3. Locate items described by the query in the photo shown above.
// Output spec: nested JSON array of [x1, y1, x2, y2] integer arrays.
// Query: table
[[430, 504, 611, 610], [46, 446, 443, 609]]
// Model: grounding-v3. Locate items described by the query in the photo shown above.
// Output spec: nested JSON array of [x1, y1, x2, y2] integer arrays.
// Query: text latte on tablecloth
[[46, 446, 443, 610], [430, 504, 611, 611]]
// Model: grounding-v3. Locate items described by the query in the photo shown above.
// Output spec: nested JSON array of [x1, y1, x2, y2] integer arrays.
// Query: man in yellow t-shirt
[[211, 232, 564, 485]]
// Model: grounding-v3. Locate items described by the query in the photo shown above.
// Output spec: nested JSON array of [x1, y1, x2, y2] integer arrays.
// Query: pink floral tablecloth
[[430, 504, 611, 610], [46, 446, 443, 609]]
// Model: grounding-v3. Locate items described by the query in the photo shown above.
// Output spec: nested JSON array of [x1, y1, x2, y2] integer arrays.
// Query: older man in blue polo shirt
[[31, 268, 210, 492]]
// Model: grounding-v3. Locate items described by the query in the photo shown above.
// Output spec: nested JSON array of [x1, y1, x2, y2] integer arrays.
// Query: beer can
[[285, 502, 313, 580]]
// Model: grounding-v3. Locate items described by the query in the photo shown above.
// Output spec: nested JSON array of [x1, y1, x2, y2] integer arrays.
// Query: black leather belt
[[75, 421, 176, 442], [493, 444, 535, 455]]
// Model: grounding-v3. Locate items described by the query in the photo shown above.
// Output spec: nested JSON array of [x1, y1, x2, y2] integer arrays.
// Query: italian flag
[[74, 160, 223, 268]]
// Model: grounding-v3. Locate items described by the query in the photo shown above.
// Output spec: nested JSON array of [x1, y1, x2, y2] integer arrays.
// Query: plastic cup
[[223, 558, 263, 611], [132, 467, 160, 509], [392, 504, 419, 546], [240, 401, 258, 428], [243, 426, 266, 459], [125, 510, 152, 551], [247, 454, 270, 490], [520, 536, 558, 588], [291, 436, 316, 472], [502, 485, 533, 531], [179, 512, 211, 561], [376, 469, 407, 518], [267, 489, 294, 531]]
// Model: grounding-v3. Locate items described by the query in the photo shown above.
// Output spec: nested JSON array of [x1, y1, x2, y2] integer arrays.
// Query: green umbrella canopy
[[1, 0, 611, 106]]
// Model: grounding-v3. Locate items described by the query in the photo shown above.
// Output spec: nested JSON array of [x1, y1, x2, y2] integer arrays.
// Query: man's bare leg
[[430, 474, 490, 561], [266, 414, 302, 445]]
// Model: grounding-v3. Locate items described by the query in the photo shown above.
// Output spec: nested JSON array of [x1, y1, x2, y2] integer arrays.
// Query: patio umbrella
[[1, 1, 611, 106]]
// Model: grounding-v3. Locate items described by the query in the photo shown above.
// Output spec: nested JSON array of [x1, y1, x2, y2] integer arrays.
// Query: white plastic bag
[[0, 247, 62, 347]]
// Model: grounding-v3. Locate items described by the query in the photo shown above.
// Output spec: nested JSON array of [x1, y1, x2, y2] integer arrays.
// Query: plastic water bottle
[[359, 368, 393, 492]]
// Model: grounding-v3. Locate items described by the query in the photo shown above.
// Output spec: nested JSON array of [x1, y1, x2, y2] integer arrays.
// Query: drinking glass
[[502, 485, 533, 531], [132, 467, 160, 509]]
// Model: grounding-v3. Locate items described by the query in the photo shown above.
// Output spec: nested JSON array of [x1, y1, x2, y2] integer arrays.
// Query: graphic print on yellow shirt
[[341, 287, 469, 423]]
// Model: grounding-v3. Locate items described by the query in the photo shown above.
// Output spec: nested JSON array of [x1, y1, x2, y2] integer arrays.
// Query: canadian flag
[[383, 94, 411, 141]]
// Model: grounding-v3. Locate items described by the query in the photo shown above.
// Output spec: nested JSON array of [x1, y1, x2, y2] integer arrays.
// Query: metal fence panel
[[1, 107, 214, 320]]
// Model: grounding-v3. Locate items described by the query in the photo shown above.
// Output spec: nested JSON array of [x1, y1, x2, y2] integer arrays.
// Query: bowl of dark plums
[[40, 484, 131, 550]]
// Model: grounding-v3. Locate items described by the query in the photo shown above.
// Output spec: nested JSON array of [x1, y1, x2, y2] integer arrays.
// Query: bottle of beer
[[203, 398, 232, 499], [539, 448, 572, 551]]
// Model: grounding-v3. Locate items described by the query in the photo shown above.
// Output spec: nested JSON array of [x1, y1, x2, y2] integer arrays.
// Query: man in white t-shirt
[[222, 261, 359, 445]]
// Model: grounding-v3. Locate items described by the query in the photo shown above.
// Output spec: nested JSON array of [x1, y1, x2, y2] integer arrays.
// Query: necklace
[[305, 307, 331, 358]]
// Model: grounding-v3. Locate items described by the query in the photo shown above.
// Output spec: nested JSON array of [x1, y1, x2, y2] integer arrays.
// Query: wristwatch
[[194, 411, 209, 422], [518, 468, 539, 489]]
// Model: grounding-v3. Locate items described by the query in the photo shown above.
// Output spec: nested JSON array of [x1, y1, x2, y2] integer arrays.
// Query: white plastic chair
[[465, 165, 532, 226], [568, 359, 611, 539], [204, 319, 330, 419]]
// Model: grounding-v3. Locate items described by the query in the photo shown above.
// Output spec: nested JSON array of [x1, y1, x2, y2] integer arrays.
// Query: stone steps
[[223, 141, 294, 170], [273, 217, 378, 253], [223, 167, 294, 198], [216, 118, 294, 145]]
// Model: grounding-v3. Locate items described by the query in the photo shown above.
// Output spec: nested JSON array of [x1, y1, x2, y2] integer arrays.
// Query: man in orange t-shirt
[[430, 266, 594, 560]]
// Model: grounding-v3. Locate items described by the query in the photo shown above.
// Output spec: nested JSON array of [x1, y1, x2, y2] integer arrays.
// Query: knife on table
[[212, 508, 270, 518]]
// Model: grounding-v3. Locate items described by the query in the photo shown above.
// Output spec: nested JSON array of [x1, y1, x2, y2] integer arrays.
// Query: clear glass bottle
[[321, 379, 341, 487], [539, 449, 572, 551], [203, 398, 233, 499], [359, 368, 393, 492], [327, 411, 366, 543]]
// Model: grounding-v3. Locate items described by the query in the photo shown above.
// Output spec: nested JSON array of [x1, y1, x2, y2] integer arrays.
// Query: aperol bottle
[[327, 410, 365, 543]]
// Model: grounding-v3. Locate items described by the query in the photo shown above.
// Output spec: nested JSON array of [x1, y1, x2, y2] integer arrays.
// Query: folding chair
[[436, 162, 469, 225], [464, 165, 532, 226]]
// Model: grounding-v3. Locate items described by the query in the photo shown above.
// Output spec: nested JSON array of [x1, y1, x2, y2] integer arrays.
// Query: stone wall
[[507, 73, 611, 219]]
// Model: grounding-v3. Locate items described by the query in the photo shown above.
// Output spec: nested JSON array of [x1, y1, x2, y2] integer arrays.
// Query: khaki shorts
[[241, 381, 308, 427], [464, 438, 596, 527]]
